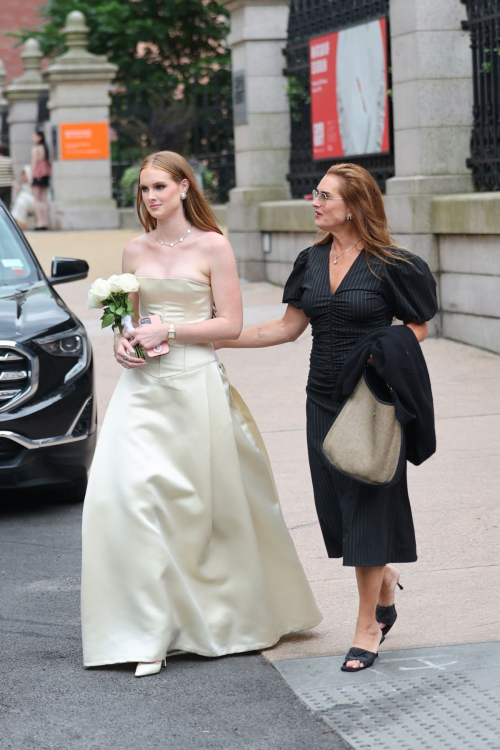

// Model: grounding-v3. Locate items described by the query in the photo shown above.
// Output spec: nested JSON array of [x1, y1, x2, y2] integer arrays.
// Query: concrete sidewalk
[[30, 228, 500, 656], [28, 229, 500, 747]]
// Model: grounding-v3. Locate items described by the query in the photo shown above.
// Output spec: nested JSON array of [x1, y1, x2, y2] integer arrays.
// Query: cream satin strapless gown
[[81, 278, 321, 666]]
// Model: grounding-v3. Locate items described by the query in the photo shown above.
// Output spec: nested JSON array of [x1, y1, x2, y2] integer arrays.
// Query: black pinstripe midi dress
[[283, 243, 438, 567]]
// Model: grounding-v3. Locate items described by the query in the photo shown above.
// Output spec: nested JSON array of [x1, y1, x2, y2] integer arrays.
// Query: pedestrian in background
[[0, 143, 15, 209], [217, 163, 438, 673], [31, 129, 51, 230], [11, 165, 36, 231]]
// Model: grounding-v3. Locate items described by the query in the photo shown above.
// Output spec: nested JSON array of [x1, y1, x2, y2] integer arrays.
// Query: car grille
[[0, 436, 23, 463], [0, 344, 38, 413]]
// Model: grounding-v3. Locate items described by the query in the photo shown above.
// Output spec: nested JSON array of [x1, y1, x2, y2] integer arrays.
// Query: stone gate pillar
[[385, 0, 474, 333], [44, 10, 119, 229], [222, 0, 291, 280], [5, 39, 49, 184]]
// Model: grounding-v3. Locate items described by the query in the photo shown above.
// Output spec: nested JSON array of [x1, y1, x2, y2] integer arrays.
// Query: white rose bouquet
[[87, 273, 144, 359]]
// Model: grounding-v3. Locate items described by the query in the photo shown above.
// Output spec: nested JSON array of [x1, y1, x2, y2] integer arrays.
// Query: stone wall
[[433, 194, 500, 353]]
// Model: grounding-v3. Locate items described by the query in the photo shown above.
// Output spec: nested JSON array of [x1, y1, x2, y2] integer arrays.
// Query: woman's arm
[[219, 304, 310, 349], [123, 235, 243, 350], [406, 320, 428, 343], [367, 320, 429, 365]]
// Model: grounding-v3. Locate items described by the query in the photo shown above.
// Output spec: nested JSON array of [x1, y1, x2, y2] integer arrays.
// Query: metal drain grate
[[298, 672, 500, 750]]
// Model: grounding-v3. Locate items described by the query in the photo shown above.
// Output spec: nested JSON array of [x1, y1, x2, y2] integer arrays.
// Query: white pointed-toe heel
[[135, 659, 166, 678]]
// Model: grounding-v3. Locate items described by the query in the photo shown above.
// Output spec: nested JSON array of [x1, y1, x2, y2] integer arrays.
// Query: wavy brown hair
[[315, 163, 406, 268], [136, 151, 222, 235]]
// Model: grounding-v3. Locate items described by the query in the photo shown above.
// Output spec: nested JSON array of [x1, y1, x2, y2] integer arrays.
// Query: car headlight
[[35, 326, 91, 383]]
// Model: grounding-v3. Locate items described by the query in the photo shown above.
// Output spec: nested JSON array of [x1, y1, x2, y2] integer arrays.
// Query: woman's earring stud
[[181, 192, 187, 199], [346, 215, 352, 221]]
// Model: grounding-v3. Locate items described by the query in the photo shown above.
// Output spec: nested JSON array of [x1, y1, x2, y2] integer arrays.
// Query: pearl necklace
[[332, 238, 361, 264], [155, 226, 191, 247]]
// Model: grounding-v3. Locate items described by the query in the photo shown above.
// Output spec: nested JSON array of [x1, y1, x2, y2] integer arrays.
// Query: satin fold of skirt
[[81, 358, 321, 666]]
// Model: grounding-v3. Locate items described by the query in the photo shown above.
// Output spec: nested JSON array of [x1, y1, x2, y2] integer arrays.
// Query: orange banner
[[60, 122, 110, 160]]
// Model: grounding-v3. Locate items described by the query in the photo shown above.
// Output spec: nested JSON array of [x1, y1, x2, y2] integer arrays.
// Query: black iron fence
[[0, 110, 8, 147], [191, 73, 235, 205], [110, 80, 151, 207], [37, 93, 49, 126], [0, 93, 49, 153], [284, 0, 394, 197], [463, 0, 500, 190], [110, 71, 234, 207]]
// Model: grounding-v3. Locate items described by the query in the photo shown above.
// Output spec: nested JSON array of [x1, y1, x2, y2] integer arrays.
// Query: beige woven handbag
[[322, 368, 405, 487]]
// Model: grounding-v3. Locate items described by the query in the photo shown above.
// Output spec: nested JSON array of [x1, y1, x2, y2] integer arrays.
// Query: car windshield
[[0, 207, 41, 289]]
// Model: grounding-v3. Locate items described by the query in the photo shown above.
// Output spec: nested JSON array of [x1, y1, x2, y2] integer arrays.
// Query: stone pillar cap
[[5, 38, 48, 98], [44, 10, 117, 80], [21, 38, 43, 64], [63, 9, 91, 52], [65, 10, 90, 31]]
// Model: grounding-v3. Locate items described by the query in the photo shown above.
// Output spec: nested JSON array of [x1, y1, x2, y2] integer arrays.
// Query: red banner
[[309, 19, 390, 161]]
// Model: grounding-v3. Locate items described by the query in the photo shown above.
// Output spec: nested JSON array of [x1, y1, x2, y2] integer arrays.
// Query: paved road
[[4, 229, 498, 748], [0, 494, 350, 750]]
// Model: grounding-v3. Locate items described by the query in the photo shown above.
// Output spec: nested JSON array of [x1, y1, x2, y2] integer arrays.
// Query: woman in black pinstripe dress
[[218, 164, 437, 670]]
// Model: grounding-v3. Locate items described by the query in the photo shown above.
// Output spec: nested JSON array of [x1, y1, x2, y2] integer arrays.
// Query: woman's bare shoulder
[[123, 233, 148, 254], [122, 233, 148, 271], [198, 231, 232, 255]]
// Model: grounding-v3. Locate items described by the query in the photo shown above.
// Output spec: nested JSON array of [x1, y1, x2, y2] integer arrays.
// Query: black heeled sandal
[[341, 633, 385, 673], [376, 580, 403, 636]]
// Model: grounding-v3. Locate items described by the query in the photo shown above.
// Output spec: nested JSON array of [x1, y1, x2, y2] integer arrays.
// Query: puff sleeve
[[382, 252, 438, 324], [282, 247, 310, 309]]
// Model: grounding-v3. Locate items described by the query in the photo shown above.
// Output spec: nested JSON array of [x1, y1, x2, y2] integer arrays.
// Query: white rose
[[87, 290, 104, 310], [90, 278, 112, 301], [108, 274, 122, 293], [117, 273, 140, 293]]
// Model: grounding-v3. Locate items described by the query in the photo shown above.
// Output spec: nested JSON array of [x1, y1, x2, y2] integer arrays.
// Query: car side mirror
[[48, 257, 89, 285]]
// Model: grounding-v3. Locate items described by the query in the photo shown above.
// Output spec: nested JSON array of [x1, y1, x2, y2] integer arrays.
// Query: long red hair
[[315, 163, 405, 267], [136, 151, 222, 235]]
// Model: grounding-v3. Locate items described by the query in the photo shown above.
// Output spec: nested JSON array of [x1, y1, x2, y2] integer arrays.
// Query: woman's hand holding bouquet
[[87, 273, 146, 368], [123, 320, 169, 351]]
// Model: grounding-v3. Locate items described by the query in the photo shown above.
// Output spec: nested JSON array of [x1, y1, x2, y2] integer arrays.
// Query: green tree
[[14, 0, 229, 94], [14, 0, 231, 163]]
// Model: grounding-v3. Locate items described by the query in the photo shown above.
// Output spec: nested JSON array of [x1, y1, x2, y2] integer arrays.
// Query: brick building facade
[[0, 1, 47, 83]]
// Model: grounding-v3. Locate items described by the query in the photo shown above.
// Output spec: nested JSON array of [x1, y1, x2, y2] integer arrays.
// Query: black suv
[[0, 203, 96, 501]]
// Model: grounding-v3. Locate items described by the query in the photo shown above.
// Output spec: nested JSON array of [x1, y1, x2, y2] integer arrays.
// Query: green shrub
[[120, 165, 140, 207]]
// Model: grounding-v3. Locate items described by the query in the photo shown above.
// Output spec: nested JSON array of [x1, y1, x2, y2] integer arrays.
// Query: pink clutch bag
[[139, 314, 169, 357]]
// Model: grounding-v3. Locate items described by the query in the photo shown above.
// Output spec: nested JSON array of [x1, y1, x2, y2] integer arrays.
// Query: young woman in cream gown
[[81, 151, 321, 677]]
